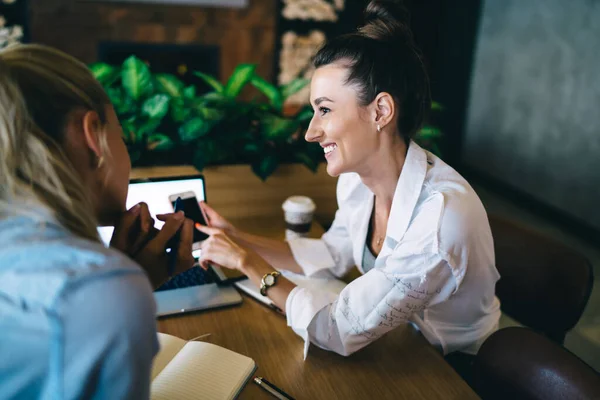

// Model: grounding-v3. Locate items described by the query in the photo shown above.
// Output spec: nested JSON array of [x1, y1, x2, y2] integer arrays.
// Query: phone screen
[[172, 197, 208, 242]]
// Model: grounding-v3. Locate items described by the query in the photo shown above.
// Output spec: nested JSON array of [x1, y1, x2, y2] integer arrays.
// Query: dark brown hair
[[313, 0, 431, 142]]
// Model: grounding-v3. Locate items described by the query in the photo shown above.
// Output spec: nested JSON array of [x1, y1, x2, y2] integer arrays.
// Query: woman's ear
[[373, 92, 395, 131], [81, 110, 103, 166]]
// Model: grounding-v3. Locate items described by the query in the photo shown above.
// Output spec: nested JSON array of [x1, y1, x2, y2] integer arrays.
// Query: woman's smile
[[322, 143, 338, 159]]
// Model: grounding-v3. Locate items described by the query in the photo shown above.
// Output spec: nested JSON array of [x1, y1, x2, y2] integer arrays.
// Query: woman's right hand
[[200, 201, 236, 233], [135, 212, 196, 288], [110, 203, 157, 257], [111, 205, 195, 288]]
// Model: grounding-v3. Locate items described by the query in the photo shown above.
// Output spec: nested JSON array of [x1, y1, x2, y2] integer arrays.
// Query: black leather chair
[[473, 327, 600, 400], [488, 214, 594, 343]]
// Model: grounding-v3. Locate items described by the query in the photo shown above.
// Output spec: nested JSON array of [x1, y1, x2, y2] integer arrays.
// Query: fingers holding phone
[[111, 202, 157, 257], [199, 201, 235, 233], [175, 216, 195, 276], [135, 212, 195, 289], [168, 191, 210, 242]]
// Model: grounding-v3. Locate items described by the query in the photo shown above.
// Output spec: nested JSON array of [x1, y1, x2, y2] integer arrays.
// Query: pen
[[253, 376, 294, 400], [168, 197, 183, 278]]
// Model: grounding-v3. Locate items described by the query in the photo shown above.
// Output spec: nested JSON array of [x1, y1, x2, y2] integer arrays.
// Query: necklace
[[376, 237, 383, 247]]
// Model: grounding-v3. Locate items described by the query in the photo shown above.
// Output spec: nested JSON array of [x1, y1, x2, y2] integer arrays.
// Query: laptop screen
[[98, 176, 206, 258]]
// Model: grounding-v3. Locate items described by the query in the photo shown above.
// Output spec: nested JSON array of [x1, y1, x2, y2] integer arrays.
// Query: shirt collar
[[386, 140, 429, 243]]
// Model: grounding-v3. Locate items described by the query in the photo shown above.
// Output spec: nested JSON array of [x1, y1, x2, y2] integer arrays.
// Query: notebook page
[[151, 341, 256, 400], [151, 333, 187, 380]]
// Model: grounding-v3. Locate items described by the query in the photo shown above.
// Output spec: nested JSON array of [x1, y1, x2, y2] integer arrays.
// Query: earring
[[377, 124, 381, 133], [97, 156, 105, 169]]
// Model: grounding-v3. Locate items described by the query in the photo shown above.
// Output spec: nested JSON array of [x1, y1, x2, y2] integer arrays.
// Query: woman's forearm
[[242, 258, 297, 313], [230, 229, 304, 274]]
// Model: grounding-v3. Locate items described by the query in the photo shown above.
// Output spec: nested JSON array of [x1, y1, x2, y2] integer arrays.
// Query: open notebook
[[151, 333, 256, 400]]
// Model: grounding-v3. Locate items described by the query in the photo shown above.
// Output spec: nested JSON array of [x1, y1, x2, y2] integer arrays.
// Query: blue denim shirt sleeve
[[59, 271, 158, 399], [0, 217, 159, 400]]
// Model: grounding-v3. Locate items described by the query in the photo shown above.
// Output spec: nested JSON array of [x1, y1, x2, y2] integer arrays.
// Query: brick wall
[[29, 0, 277, 81]]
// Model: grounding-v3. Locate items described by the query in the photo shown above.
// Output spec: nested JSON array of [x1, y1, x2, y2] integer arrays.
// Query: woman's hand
[[138, 212, 195, 287], [195, 224, 268, 275], [199, 201, 236, 233], [111, 203, 157, 257], [111, 204, 195, 288], [197, 225, 295, 314]]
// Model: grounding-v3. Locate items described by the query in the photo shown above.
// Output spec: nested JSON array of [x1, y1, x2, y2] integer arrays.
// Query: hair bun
[[361, 0, 413, 43]]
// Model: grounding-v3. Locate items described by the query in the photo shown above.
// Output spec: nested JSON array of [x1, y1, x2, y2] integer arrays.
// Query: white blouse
[[286, 141, 500, 358]]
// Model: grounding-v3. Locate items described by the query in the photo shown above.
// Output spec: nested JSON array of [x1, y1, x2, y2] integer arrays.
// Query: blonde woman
[[0, 44, 195, 399]]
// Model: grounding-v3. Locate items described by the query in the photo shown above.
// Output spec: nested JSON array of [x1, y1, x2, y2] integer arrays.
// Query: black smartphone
[[169, 191, 209, 243]]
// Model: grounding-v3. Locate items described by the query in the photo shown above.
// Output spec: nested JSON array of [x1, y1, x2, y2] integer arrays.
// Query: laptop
[[98, 175, 242, 317]]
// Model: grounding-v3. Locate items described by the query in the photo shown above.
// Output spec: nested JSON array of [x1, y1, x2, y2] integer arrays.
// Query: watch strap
[[259, 271, 281, 296]]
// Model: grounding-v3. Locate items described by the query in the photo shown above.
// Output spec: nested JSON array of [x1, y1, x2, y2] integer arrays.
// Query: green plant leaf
[[210, 142, 230, 163], [195, 92, 231, 107], [417, 126, 442, 140], [431, 101, 444, 111], [193, 71, 224, 93], [121, 56, 152, 100], [281, 78, 310, 100], [147, 134, 174, 151], [170, 98, 189, 123], [295, 107, 314, 123], [155, 74, 184, 98], [192, 149, 207, 171], [129, 149, 141, 165], [121, 117, 136, 143], [141, 94, 170, 119], [107, 87, 136, 115], [430, 141, 442, 157], [295, 152, 319, 172], [136, 118, 162, 141], [250, 75, 283, 111], [183, 85, 196, 99], [251, 155, 279, 181], [304, 141, 325, 161], [195, 105, 225, 122], [243, 143, 261, 155], [89, 63, 120, 86], [192, 139, 219, 171], [179, 117, 211, 142], [261, 114, 300, 140], [224, 64, 256, 98]]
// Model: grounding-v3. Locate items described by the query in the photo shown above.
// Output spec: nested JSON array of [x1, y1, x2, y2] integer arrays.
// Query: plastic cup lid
[[282, 196, 316, 213]]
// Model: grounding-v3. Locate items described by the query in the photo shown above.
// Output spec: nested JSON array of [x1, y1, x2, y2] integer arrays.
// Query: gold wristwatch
[[260, 271, 281, 296]]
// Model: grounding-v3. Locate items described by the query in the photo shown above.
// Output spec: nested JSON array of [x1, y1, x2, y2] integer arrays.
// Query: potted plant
[[90, 56, 443, 180], [90, 56, 319, 180]]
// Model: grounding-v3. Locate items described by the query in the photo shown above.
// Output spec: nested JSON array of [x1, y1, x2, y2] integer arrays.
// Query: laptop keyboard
[[155, 265, 215, 292]]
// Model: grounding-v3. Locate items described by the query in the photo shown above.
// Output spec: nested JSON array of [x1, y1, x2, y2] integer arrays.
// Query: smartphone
[[168, 191, 209, 247], [168, 191, 246, 283]]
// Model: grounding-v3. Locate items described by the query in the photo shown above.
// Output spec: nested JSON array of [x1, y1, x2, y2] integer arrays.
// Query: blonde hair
[[0, 44, 112, 241]]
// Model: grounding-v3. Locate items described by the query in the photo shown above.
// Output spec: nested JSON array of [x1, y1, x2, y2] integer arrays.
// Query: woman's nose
[[304, 117, 322, 143]]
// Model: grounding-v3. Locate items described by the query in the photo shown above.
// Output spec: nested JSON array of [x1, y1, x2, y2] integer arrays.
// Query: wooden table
[[157, 217, 479, 399]]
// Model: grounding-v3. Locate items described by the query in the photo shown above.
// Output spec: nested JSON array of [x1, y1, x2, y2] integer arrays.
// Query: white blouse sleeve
[[287, 206, 356, 278], [286, 250, 456, 358]]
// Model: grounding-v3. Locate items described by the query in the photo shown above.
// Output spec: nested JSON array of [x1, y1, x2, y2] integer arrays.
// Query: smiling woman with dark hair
[[196, 0, 500, 361]]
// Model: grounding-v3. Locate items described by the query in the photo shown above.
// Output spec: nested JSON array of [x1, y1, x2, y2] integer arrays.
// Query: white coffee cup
[[282, 196, 316, 240]]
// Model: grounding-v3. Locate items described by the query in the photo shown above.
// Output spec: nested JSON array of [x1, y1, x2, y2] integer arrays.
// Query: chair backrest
[[473, 327, 600, 400], [488, 214, 594, 343]]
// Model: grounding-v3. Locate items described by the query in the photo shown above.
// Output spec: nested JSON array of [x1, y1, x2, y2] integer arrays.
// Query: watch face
[[265, 275, 275, 285]]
